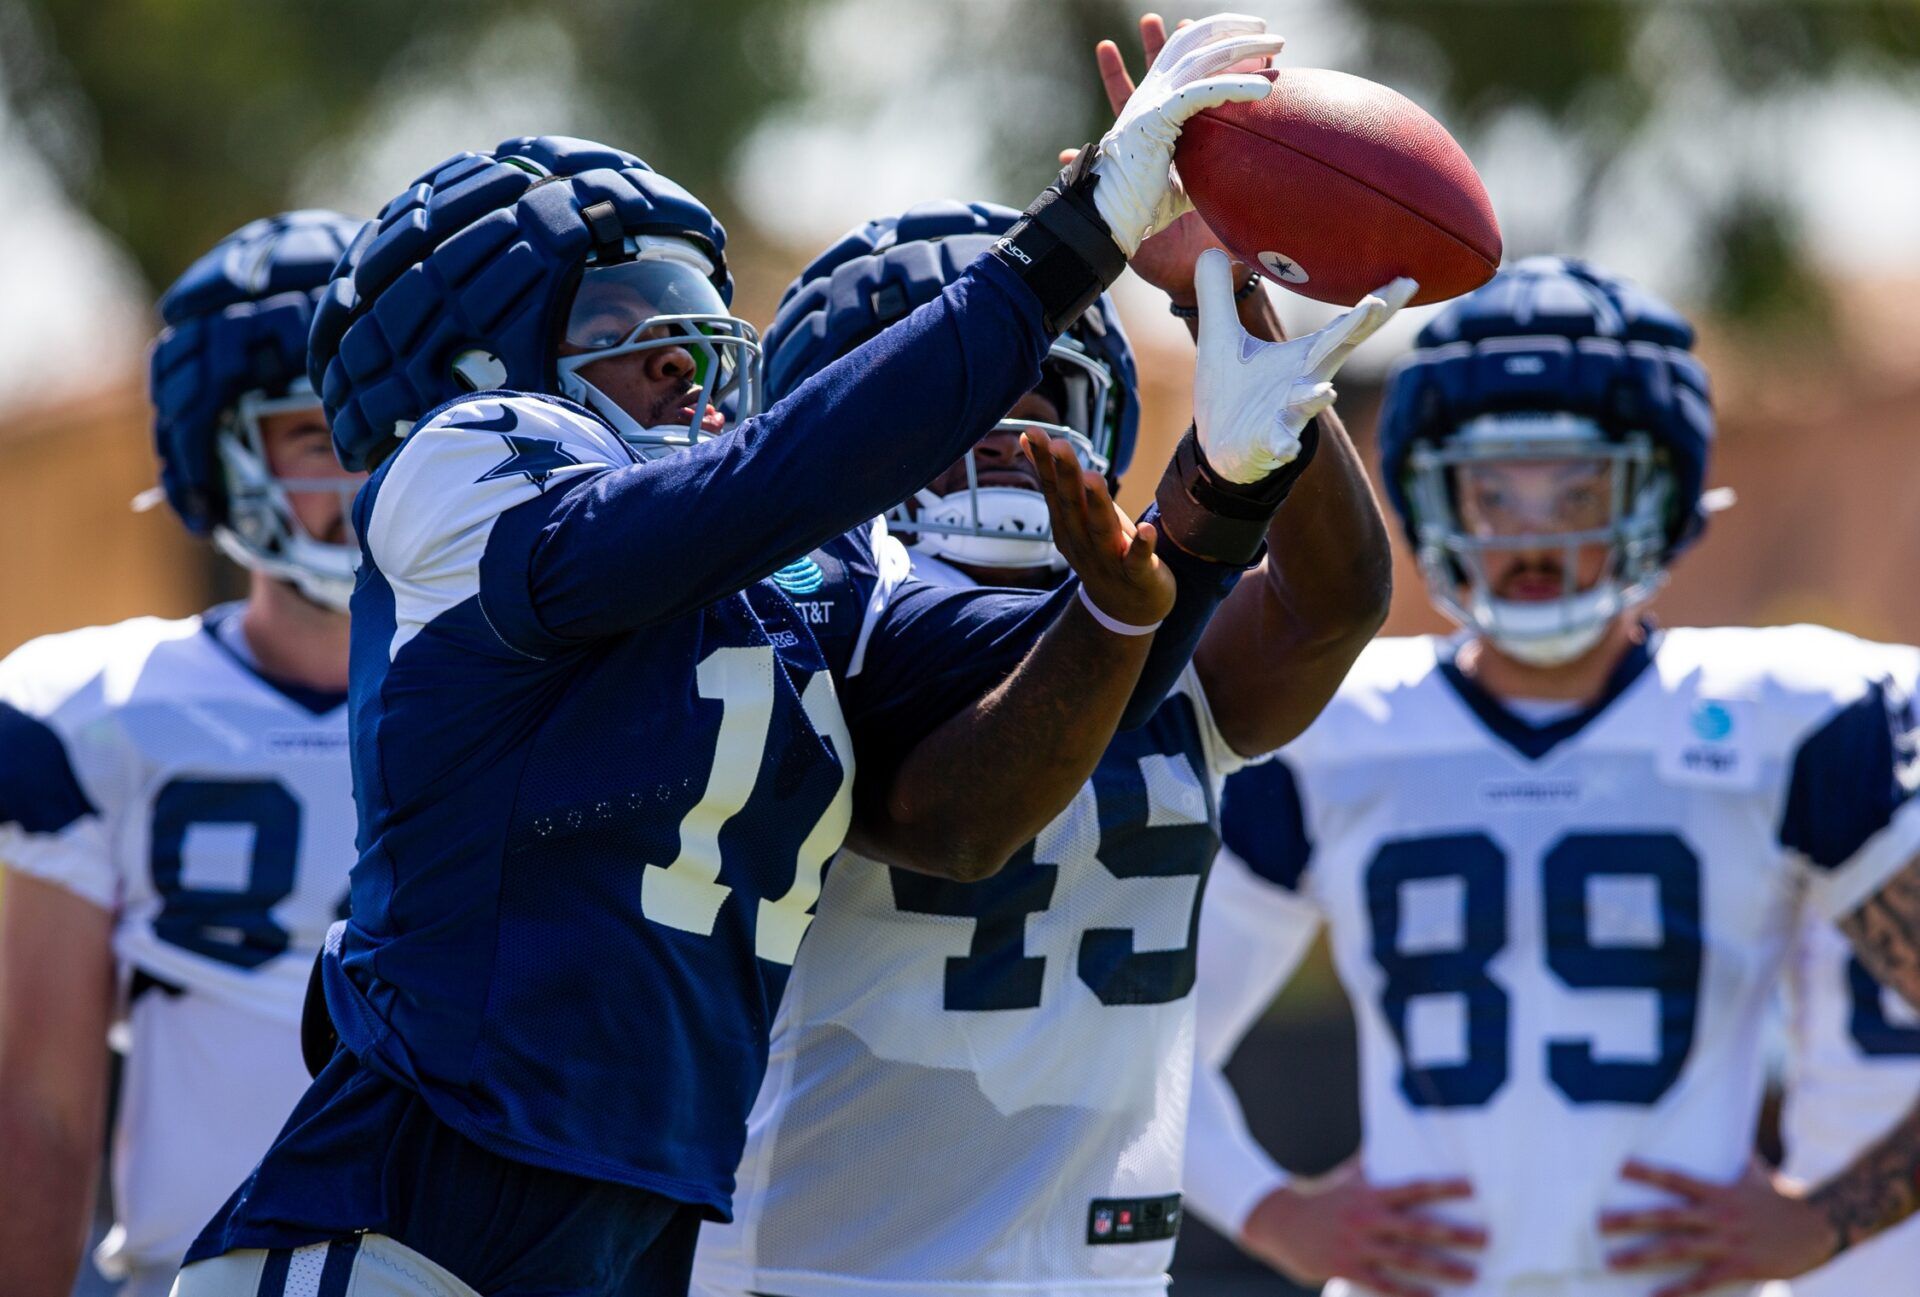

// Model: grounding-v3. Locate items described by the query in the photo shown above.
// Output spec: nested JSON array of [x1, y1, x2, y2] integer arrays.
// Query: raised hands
[[1086, 13, 1279, 258], [1192, 247, 1414, 483], [1022, 427, 1175, 630]]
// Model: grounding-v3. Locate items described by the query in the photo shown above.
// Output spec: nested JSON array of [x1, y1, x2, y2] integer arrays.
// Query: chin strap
[[1152, 418, 1322, 566]]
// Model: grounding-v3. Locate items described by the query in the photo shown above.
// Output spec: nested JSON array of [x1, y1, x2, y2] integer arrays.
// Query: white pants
[[170, 1235, 480, 1297]]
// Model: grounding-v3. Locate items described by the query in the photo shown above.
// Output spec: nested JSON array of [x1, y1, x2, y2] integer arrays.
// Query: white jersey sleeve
[[1184, 823, 1325, 1235], [368, 394, 625, 662], [0, 621, 156, 907], [1778, 911, 1920, 1297]]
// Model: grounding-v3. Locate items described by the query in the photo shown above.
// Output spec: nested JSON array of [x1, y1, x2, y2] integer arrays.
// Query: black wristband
[[1152, 420, 1323, 565], [1167, 272, 1262, 320], [989, 146, 1127, 334]]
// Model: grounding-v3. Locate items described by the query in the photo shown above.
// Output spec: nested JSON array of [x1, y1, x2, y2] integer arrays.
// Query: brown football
[[1175, 67, 1502, 307]]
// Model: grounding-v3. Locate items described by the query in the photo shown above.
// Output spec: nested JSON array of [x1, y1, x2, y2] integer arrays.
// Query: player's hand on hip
[[1240, 1159, 1485, 1297], [1600, 1158, 1837, 1297], [1064, 14, 1241, 300], [1023, 427, 1174, 630], [1088, 12, 1279, 257], [1194, 248, 1414, 483]]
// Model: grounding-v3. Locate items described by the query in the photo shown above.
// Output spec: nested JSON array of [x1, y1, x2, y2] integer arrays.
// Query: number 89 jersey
[[0, 610, 352, 1279], [696, 560, 1248, 1297], [1205, 627, 1920, 1297]]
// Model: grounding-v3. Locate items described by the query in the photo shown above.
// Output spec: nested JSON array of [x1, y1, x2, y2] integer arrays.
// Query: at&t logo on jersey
[[1660, 696, 1758, 789]]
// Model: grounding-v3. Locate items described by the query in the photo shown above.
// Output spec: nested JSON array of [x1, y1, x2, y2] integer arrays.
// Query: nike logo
[[449, 406, 519, 434]]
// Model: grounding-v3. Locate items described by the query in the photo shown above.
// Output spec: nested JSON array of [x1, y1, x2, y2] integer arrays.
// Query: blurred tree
[[8, 0, 1918, 327], [1342, 0, 1920, 324], [0, 0, 827, 290]]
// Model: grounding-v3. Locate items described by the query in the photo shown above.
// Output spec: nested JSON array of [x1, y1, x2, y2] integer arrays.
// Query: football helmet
[[310, 136, 757, 471], [764, 200, 1138, 572], [1378, 256, 1714, 665], [151, 210, 366, 609]]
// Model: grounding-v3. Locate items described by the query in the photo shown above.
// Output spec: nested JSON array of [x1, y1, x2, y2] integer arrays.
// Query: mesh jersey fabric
[[696, 553, 1249, 1297]]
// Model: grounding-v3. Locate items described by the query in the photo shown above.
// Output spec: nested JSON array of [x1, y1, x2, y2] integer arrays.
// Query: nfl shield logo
[[1092, 1209, 1114, 1238]]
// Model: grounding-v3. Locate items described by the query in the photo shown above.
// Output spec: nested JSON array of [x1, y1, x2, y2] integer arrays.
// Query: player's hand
[[1067, 14, 1243, 302], [1023, 427, 1174, 630], [1599, 1159, 1838, 1297], [1239, 1161, 1486, 1297], [1087, 12, 1279, 258], [1193, 247, 1414, 483]]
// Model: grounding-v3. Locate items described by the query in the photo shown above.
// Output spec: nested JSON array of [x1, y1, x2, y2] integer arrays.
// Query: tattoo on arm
[[1839, 858, 1920, 1012], [1808, 1090, 1920, 1256]]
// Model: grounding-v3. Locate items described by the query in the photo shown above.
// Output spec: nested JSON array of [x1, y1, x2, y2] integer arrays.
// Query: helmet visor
[[563, 257, 732, 351]]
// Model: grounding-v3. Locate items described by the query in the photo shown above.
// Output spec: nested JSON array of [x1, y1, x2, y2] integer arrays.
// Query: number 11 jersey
[[1191, 626, 1920, 1296]]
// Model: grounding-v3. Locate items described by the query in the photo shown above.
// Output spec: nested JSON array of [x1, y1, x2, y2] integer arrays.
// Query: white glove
[[1090, 14, 1281, 257], [1192, 248, 1416, 484]]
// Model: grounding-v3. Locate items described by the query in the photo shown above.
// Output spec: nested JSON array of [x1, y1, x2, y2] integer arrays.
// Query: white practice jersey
[[1185, 627, 1920, 1297], [694, 552, 1250, 1297], [1775, 913, 1920, 1296], [0, 609, 354, 1284]]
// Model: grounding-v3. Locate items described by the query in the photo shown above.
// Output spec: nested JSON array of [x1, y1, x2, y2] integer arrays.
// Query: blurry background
[[3, 1, 1917, 1292]]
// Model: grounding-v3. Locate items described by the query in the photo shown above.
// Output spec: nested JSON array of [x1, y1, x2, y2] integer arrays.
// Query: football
[[1175, 67, 1502, 307]]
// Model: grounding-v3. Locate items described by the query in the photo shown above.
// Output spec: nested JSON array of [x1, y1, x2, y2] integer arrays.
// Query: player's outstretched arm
[[848, 430, 1173, 880], [0, 867, 116, 1297], [497, 15, 1279, 642], [1076, 13, 1394, 758], [1183, 254, 1403, 757]]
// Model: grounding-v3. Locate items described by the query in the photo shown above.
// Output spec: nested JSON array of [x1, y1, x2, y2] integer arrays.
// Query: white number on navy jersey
[[641, 644, 852, 965]]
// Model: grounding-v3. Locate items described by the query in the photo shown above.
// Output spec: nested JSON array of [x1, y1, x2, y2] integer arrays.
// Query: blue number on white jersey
[[890, 698, 1218, 1011], [1367, 830, 1702, 1107]]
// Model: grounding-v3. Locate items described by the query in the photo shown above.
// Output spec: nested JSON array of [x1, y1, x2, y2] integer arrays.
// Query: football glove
[[1193, 248, 1414, 484], [1089, 14, 1282, 258]]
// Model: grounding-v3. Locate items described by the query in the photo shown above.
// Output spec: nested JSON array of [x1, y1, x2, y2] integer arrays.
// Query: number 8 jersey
[[0, 609, 353, 1285], [1187, 626, 1920, 1297]]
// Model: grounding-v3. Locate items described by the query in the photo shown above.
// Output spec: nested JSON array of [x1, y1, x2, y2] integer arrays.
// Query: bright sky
[[2, 0, 1917, 414]]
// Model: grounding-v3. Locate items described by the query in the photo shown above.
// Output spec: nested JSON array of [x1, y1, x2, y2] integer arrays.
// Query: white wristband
[[1077, 584, 1162, 637]]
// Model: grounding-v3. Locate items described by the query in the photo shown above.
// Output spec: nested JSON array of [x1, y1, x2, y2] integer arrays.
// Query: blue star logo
[[478, 434, 580, 488]]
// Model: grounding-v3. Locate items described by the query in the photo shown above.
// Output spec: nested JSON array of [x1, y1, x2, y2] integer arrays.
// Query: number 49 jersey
[[696, 550, 1248, 1297], [1189, 626, 1920, 1297], [0, 610, 352, 1279]]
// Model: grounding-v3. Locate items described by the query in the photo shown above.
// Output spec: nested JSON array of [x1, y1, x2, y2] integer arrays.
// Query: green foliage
[[6, 0, 1919, 326], [0, 0, 831, 290]]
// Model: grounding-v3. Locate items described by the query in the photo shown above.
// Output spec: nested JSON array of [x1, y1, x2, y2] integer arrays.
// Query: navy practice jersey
[[188, 252, 1179, 1277]]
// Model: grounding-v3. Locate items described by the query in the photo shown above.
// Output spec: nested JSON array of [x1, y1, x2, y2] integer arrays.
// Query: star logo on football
[[1258, 250, 1309, 284]]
